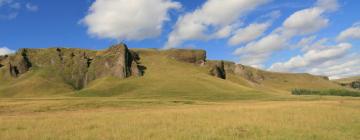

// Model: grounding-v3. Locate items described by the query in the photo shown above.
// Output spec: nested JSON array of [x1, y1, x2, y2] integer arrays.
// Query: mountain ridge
[[0, 44, 344, 98]]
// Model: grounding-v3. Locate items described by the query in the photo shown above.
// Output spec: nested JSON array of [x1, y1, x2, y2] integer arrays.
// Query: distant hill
[[0, 44, 344, 99], [333, 76, 360, 90]]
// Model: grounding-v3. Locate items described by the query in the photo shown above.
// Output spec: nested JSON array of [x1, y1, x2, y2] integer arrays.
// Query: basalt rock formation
[[206, 61, 226, 79], [0, 43, 339, 96], [0, 43, 144, 89], [166, 49, 206, 65]]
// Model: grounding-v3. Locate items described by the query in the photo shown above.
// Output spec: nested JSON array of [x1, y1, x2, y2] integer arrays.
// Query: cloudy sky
[[0, 0, 359, 79]]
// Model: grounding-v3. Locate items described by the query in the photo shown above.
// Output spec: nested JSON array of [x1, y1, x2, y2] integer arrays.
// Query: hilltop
[[0, 44, 344, 99]]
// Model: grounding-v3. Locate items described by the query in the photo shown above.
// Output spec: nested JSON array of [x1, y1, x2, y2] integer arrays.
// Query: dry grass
[[0, 98, 359, 140]]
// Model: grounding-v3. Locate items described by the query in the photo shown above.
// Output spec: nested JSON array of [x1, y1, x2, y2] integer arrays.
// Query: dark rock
[[234, 64, 264, 83], [4, 43, 144, 89], [165, 49, 206, 65], [208, 61, 226, 79], [8, 49, 32, 77]]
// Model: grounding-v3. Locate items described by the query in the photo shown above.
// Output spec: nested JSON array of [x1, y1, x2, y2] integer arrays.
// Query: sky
[[0, 0, 359, 79]]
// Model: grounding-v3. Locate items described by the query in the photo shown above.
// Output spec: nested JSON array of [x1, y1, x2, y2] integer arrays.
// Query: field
[[0, 97, 360, 140], [1, 48, 359, 139]]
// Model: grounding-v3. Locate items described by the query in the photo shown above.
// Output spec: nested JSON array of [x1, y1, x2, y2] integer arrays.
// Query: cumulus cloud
[[164, 0, 270, 49], [0, 0, 38, 20], [0, 47, 15, 55], [233, 0, 338, 66], [233, 33, 288, 66], [234, 33, 286, 56], [282, 8, 328, 35], [316, 0, 339, 11], [82, 0, 181, 41], [228, 22, 270, 46], [269, 43, 351, 72], [308, 54, 360, 79], [337, 22, 360, 42]]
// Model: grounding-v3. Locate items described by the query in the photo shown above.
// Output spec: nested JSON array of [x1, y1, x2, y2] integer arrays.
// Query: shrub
[[291, 88, 360, 97]]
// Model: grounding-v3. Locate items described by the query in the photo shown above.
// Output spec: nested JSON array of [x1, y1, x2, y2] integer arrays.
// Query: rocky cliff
[[165, 49, 206, 65], [0, 43, 143, 89], [0, 43, 340, 96]]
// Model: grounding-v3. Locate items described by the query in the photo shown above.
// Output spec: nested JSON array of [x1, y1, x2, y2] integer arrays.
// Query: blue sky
[[0, 0, 359, 79]]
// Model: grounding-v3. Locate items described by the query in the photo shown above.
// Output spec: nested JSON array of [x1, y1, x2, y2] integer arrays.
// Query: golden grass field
[[0, 97, 359, 140], [1, 48, 359, 139]]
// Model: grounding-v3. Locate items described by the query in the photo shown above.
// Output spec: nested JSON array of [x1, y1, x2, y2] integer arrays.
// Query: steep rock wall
[[2, 44, 143, 89], [165, 49, 206, 65]]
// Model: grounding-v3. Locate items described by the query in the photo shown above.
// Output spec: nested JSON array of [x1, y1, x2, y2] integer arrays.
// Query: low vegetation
[[0, 98, 359, 140], [292, 88, 360, 97]]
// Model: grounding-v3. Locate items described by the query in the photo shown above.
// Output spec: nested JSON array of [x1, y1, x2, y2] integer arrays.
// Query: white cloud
[[269, 43, 352, 72], [82, 0, 181, 41], [234, 33, 288, 66], [234, 33, 286, 55], [237, 53, 270, 68], [164, 0, 270, 49], [316, 0, 339, 11], [0, 1, 39, 20], [233, 0, 338, 66], [26, 3, 38, 12], [228, 22, 270, 46], [309, 54, 360, 79], [283, 8, 328, 36], [337, 23, 360, 42], [0, 47, 15, 55]]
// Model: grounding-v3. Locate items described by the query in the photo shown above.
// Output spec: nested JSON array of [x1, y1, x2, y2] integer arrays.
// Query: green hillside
[[76, 49, 267, 100], [0, 44, 345, 99]]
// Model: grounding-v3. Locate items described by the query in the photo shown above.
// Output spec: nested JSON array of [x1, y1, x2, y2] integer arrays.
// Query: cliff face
[[206, 61, 226, 79], [165, 49, 206, 65], [0, 44, 143, 89]]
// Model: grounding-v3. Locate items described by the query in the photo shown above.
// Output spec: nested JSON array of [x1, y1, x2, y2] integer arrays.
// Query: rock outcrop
[[165, 49, 206, 65], [233, 64, 265, 83], [2, 43, 144, 89], [8, 49, 32, 77], [206, 61, 226, 79]]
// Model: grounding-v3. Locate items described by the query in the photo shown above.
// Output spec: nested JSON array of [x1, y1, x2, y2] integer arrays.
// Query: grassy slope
[[0, 67, 74, 97], [77, 49, 268, 100], [0, 48, 344, 99], [0, 49, 359, 140], [227, 65, 344, 95], [334, 76, 360, 84]]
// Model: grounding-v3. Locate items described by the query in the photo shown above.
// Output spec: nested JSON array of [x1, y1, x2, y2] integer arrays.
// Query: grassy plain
[[0, 97, 359, 140], [1, 49, 359, 139]]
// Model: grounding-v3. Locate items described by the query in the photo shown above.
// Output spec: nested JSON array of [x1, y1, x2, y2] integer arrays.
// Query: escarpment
[[1, 44, 144, 89], [165, 49, 206, 65], [1, 43, 341, 96], [206, 61, 226, 79]]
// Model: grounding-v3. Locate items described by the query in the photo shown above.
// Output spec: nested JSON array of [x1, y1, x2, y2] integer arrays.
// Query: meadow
[[0, 97, 359, 140], [1, 48, 359, 139]]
